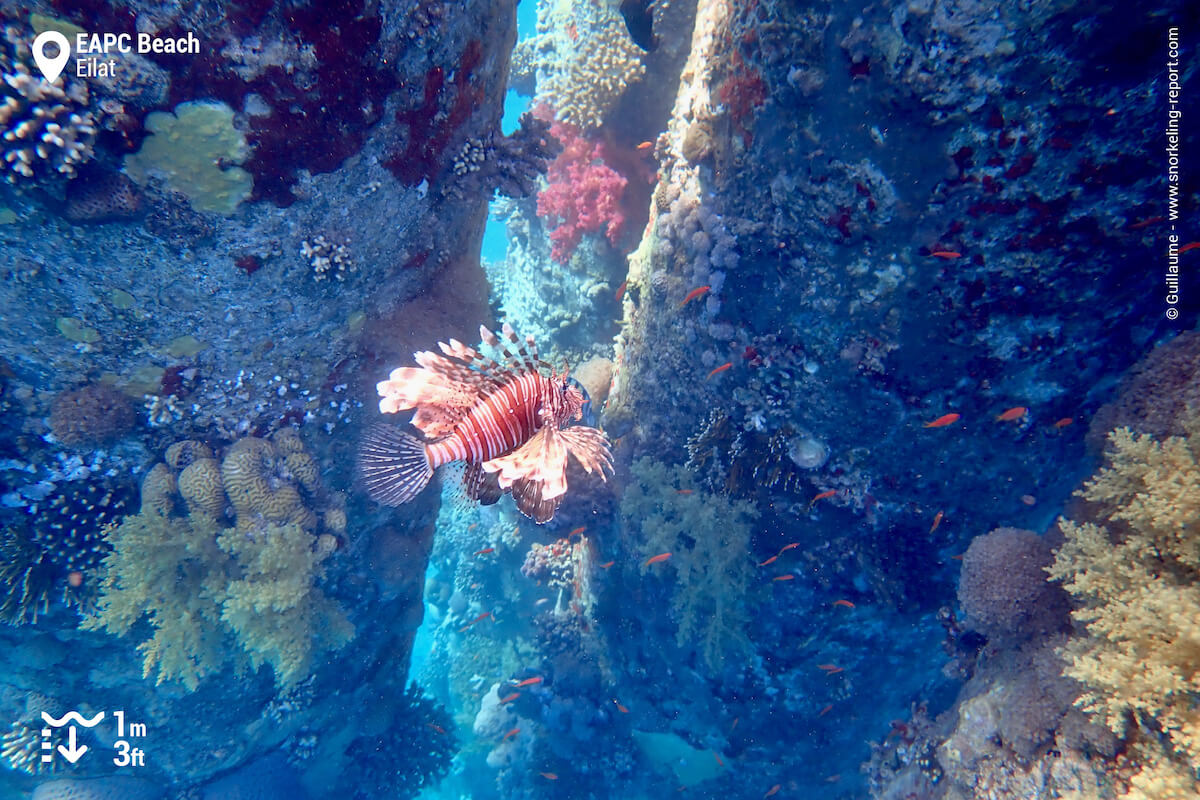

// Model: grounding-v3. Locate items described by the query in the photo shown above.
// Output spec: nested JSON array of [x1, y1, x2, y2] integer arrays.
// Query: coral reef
[[515, 0, 646, 130], [83, 432, 352, 690], [123, 101, 252, 215], [449, 112, 562, 200], [1048, 414, 1200, 794], [619, 458, 757, 670], [537, 119, 629, 264], [343, 684, 454, 800], [0, 27, 95, 182], [957, 526, 1067, 646], [1086, 331, 1200, 452], [48, 383, 136, 447]]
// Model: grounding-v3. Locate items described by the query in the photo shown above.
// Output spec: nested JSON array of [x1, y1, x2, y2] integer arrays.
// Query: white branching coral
[[1, 28, 95, 182], [301, 235, 355, 282]]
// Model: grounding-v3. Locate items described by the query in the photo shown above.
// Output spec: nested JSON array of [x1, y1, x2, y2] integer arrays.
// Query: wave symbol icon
[[41, 711, 106, 728]]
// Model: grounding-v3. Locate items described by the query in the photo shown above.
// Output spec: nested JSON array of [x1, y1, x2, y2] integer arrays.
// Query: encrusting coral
[[620, 458, 757, 671], [1047, 411, 1200, 797], [82, 431, 353, 691]]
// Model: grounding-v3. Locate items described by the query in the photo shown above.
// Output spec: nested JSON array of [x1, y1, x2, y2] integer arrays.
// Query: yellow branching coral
[[620, 458, 757, 671], [84, 512, 352, 691], [1047, 414, 1200, 795]]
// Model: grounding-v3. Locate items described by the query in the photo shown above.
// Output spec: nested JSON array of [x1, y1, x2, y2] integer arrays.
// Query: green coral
[[123, 101, 252, 214], [83, 510, 352, 691], [1047, 414, 1200, 797], [620, 458, 758, 671]]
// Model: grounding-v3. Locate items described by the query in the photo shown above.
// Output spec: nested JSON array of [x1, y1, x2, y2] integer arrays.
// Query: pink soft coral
[[536, 120, 627, 264]]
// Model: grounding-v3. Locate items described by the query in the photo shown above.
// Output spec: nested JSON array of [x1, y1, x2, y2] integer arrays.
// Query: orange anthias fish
[[502, 727, 520, 741], [1179, 241, 1200, 254], [1052, 417, 1074, 429], [512, 676, 543, 688], [833, 599, 855, 608], [540, 772, 559, 780], [473, 547, 495, 556], [636, 140, 654, 151], [764, 785, 781, 798], [499, 692, 520, 704], [995, 406, 1027, 422], [678, 285, 711, 307], [923, 412, 960, 428], [360, 323, 614, 523], [929, 510, 944, 533], [706, 362, 733, 380], [644, 552, 672, 566], [810, 489, 836, 506], [817, 664, 844, 674], [929, 250, 962, 259]]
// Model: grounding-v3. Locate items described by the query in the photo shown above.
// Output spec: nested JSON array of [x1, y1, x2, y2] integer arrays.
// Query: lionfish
[[359, 324, 613, 523]]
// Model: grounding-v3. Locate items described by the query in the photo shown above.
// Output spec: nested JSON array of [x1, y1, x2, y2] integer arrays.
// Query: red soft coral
[[536, 120, 627, 264]]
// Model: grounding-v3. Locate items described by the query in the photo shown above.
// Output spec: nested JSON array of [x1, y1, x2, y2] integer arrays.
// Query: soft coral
[[536, 120, 628, 264]]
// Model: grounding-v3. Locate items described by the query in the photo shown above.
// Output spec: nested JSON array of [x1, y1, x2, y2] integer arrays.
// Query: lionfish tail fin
[[358, 424, 434, 506], [559, 426, 614, 478]]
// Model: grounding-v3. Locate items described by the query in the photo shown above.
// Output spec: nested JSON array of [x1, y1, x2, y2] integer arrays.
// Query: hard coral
[[537, 120, 628, 264], [0, 28, 95, 183], [48, 383, 136, 447], [957, 527, 1067, 645]]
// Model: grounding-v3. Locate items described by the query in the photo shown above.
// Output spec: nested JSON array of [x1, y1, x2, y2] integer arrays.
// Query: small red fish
[[613, 699, 629, 713], [599, 560, 615, 569], [706, 362, 733, 380], [458, 611, 492, 632], [930, 250, 962, 259], [499, 692, 520, 704], [467, 523, 478, 531], [818, 704, 833, 717], [929, 510, 944, 533], [540, 772, 558, 780], [764, 785, 781, 798], [678, 285, 711, 307], [817, 664, 844, 673], [1052, 417, 1074, 429], [615, 280, 627, 301], [636, 141, 654, 151], [676, 489, 694, 495], [832, 599, 855, 608], [473, 547, 495, 556], [773, 574, 795, 582], [713, 752, 724, 767], [427, 723, 446, 734], [995, 406, 1026, 422], [568, 526, 587, 537], [644, 552, 672, 566], [1129, 215, 1164, 229], [810, 489, 836, 505], [924, 412, 960, 428], [512, 676, 543, 688], [758, 555, 779, 567], [730, 717, 739, 732], [1179, 241, 1200, 254], [778, 543, 799, 553], [502, 727, 520, 741]]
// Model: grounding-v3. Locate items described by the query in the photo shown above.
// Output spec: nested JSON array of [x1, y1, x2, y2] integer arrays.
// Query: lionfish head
[[551, 362, 585, 422]]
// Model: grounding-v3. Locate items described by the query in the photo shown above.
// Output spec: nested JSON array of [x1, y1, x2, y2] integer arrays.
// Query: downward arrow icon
[[57, 726, 87, 763]]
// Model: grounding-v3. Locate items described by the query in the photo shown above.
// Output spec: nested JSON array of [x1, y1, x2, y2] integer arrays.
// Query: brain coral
[[957, 527, 1067, 644]]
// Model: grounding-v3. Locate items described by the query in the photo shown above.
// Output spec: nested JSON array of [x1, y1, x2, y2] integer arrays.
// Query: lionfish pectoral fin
[[559, 426, 614, 478], [483, 426, 570, 522], [358, 424, 434, 506], [462, 461, 503, 506]]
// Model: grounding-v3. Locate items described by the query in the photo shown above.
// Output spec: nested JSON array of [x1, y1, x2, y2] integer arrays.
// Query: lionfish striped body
[[359, 324, 613, 523]]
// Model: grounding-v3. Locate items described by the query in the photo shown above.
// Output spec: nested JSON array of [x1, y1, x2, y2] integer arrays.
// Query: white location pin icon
[[32, 31, 71, 83]]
